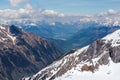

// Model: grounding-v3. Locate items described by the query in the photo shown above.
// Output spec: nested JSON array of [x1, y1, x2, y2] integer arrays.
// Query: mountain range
[[0, 9, 120, 80], [22, 29, 120, 80], [8, 20, 119, 53]]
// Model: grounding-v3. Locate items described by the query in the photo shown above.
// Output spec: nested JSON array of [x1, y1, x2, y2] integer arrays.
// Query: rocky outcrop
[[0, 25, 61, 80]]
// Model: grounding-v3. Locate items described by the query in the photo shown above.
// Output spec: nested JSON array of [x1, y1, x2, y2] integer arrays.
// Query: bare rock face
[[23, 29, 120, 80], [0, 25, 61, 80], [109, 47, 120, 63]]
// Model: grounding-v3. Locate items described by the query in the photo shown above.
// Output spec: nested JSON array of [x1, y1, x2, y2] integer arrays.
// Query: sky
[[0, 0, 120, 15]]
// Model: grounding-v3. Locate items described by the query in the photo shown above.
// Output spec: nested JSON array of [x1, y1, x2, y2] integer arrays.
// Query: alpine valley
[[22, 28, 120, 80]]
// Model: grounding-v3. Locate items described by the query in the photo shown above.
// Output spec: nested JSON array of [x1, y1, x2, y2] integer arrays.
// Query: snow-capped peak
[[103, 29, 120, 47]]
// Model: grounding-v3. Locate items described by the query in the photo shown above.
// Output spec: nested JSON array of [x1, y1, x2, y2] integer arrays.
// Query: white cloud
[[42, 10, 64, 17], [0, 8, 119, 26], [25, 3, 33, 10], [9, 0, 25, 6], [42, 10, 58, 15], [0, 5, 65, 24], [107, 9, 117, 14]]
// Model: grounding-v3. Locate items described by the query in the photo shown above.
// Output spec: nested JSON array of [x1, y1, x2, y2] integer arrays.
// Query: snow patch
[[92, 50, 108, 64], [0, 25, 5, 30], [103, 29, 120, 47], [29, 23, 37, 26], [55, 59, 120, 80], [7, 33, 16, 44]]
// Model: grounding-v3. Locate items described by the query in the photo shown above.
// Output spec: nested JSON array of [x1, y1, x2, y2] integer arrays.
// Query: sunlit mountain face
[[0, 25, 62, 80], [0, 0, 120, 80]]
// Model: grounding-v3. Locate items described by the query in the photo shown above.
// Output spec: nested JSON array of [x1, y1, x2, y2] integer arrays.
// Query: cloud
[[42, 10, 64, 17], [25, 3, 33, 9], [0, 7, 119, 26], [107, 9, 117, 14], [0, 4, 65, 24], [98, 9, 118, 16], [9, 0, 25, 6]]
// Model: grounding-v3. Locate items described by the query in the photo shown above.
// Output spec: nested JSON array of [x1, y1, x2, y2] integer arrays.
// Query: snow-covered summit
[[103, 29, 120, 47]]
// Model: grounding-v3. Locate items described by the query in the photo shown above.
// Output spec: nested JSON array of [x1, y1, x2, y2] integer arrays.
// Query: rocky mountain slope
[[0, 25, 61, 80], [23, 29, 120, 80]]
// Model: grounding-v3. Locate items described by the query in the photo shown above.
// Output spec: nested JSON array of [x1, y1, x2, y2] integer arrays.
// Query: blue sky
[[0, 0, 120, 15]]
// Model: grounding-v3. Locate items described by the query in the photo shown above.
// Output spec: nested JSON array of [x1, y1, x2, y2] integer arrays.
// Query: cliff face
[[23, 29, 120, 80], [0, 25, 61, 80]]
